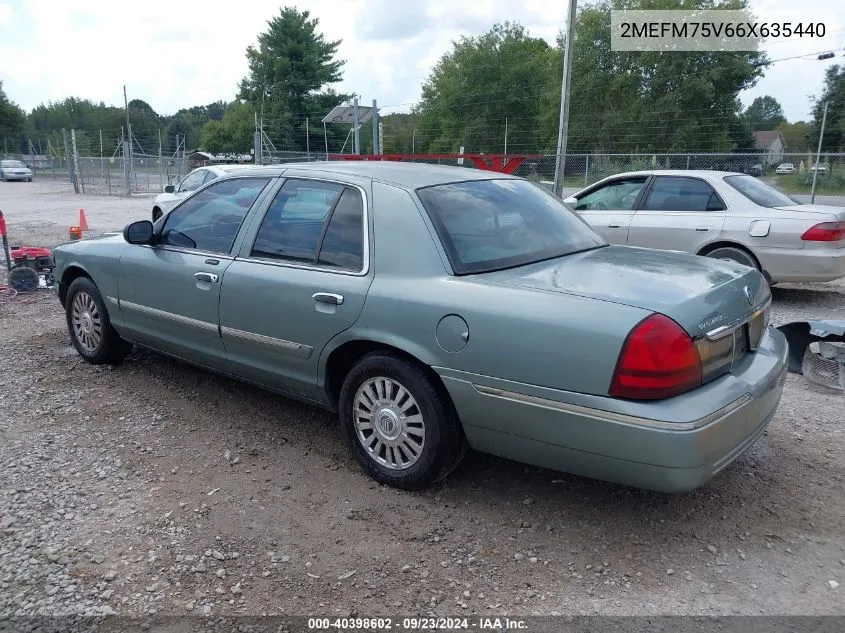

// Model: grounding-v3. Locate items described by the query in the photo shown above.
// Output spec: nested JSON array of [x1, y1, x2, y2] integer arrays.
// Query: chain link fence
[[4, 143, 843, 197]]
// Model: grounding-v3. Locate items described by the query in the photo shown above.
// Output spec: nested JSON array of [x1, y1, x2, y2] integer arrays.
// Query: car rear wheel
[[65, 277, 132, 365], [339, 352, 467, 490], [704, 246, 760, 271]]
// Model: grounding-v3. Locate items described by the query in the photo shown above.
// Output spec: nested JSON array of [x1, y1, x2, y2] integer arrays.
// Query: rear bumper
[[437, 327, 788, 492], [756, 246, 845, 283]]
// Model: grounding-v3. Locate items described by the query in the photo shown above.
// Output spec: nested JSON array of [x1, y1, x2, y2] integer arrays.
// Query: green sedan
[[51, 162, 788, 492]]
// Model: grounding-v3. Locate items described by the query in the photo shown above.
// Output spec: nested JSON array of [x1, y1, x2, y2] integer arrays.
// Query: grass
[[764, 167, 845, 195]]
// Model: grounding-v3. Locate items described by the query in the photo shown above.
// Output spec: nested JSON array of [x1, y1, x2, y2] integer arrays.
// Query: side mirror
[[124, 220, 154, 245], [164, 185, 175, 193]]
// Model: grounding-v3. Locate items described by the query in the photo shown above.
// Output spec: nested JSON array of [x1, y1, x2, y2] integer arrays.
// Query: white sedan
[[152, 164, 250, 221], [563, 170, 845, 284]]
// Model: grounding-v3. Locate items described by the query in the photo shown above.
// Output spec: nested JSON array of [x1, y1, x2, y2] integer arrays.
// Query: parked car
[[152, 164, 250, 222], [52, 162, 788, 493], [810, 162, 828, 174], [0, 159, 33, 181], [745, 164, 763, 177], [563, 170, 845, 284], [775, 163, 796, 175]]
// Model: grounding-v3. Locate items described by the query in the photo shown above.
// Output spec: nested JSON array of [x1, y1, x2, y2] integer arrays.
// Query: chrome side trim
[[220, 326, 313, 359], [472, 384, 753, 431], [105, 296, 119, 306], [119, 300, 219, 333], [705, 296, 772, 341]]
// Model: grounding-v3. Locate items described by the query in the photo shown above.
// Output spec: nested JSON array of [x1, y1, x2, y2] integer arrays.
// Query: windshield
[[1, 160, 25, 168], [724, 175, 798, 208], [416, 178, 605, 275]]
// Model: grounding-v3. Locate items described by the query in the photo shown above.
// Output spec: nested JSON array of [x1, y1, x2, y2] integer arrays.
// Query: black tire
[[65, 277, 132, 365], [338, 352, 467, 490], [704, 246, 760, 270], [27, 177, 32, 182]]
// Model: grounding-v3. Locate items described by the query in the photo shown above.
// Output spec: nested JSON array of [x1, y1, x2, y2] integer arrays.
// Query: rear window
[[724, 175, 799, 208], [416, 179, 605, 275]]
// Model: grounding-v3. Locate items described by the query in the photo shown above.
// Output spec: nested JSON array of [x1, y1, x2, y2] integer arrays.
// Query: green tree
[[200, 101, 255, 154], [0, 81, 26, 153], [743, 96, 786, 131], [809, 64, 845, 153], [415, 22, 558, 153], [238, 7, 350, 152], [415, 0, 767, 154]]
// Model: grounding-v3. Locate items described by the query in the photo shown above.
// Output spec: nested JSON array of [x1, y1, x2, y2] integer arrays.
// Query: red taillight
[[801, 221, 845, 242], [609, 314, 702, 400]]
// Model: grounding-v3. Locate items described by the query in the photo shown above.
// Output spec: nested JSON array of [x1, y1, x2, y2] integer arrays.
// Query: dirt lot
[[1, 180, 844, 619]]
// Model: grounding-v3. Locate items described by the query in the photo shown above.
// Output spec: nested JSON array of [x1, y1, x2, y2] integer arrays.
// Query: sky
[[0, 0, 842, 124]]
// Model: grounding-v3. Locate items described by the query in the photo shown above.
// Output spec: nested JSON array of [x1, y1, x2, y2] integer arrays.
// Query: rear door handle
[[695, 227, 710, 232], [313, 292, 344, 306], [607, 224, 622, 229], [194, 272, 219, 283]]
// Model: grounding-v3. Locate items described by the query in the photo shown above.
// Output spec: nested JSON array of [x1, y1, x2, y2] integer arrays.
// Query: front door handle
[[695, 227, 711, 232], [313, 292, 344, 306], [194, 272, 219, 283], [607, 223, 622, 229]]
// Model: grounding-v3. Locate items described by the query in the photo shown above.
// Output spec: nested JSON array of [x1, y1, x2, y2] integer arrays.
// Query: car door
[[118, 176, 274, 370], [570, 176, 648, 244], [219, 176, 374, 401], [627, 175, 727, 253]]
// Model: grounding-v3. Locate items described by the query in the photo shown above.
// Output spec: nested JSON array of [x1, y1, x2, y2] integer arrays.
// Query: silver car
[[152, 164, 250, 222], [0, 159, 33, 181], [564, 170, 845, 284]]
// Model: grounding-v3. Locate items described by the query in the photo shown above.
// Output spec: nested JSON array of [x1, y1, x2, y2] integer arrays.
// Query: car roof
[[210, 164, 252, 173], [596, 169, 744, 179], [217, 160, 519, 189]]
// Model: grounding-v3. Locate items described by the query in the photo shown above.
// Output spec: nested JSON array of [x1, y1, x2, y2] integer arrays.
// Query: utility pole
[[323, 121, 329, 159], [372, 99, 380, 155], [412, 129, 417, 154], [810, 100, 828, 204], [306, 117, 310, 159], [553, 0, 578, 198], [353, 97, 361, 155], [504, 117, 509, 156]]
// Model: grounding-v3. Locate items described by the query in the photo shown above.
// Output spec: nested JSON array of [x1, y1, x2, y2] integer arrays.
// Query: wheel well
[[324, 340, 447, 410], [697, 241, 761, 268], [58, 266, 91, 306]]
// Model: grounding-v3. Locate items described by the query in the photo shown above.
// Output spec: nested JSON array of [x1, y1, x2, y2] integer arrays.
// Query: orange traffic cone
[[79, 208, 89, 231]]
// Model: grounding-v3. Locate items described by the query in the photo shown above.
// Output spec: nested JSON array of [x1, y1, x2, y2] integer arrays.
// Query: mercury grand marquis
[[52, 162, 789, 492]]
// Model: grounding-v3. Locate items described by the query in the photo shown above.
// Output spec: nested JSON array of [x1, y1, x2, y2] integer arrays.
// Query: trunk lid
[[775, 204, 845, 222], [476, 245, 769, 338]]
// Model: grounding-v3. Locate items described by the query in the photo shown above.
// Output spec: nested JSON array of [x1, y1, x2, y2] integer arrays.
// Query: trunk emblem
[[744, 286, 754, 306]]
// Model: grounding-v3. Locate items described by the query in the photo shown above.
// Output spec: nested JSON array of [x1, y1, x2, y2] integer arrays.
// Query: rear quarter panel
[[320, 181, 653, 398]]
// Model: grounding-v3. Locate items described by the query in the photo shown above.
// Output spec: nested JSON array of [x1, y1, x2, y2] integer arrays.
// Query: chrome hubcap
[[71, 292, 102, 353], [353, 377, 425, 471]]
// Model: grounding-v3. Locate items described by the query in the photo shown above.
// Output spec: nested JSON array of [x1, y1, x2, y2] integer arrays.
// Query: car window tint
[[317, 188, 365, 271], [178, 170, 207, 193], [251, 179, 344, 263], [723, 175, 797, 208], [161, 177, 271, 253], [642, 177, 724, 212], [416, 178, 605, 275], [575, 178, 647, 211]]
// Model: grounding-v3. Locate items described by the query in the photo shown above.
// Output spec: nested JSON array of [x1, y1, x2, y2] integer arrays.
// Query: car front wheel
[[65, 277, 132, 365], [339, 352, 467, 490]]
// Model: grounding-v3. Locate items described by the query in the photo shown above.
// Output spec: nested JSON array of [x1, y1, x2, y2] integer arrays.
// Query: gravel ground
[[1, 180, 844, 619]]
